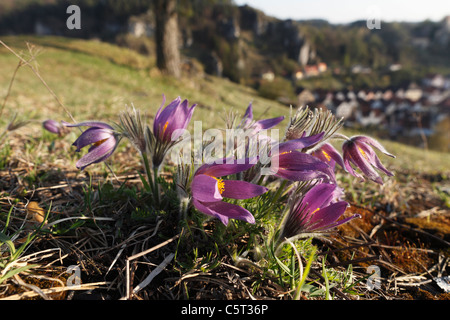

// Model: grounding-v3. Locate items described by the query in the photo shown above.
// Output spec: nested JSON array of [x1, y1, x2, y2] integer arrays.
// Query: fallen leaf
[[26, 201, 46, 224]]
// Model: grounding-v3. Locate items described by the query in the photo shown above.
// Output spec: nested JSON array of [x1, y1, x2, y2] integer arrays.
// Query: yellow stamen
[[212, 176, 225, 194], [163, 121, 169, 133], [93, 138, 108, 147], [358, 147, 368, 160], [311, 208, 320, 215], [322, 150, 331, 162]]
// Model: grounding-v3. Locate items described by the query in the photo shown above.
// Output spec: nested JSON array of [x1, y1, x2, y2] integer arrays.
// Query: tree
[[153, 0, 180, 77]]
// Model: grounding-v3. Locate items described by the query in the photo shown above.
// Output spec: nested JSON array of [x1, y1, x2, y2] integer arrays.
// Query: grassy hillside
[[0, 36, 449, 301], [0, 35, 288, 130]]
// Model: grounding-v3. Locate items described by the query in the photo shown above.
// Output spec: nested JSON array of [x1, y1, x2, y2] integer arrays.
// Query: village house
[[261, 70, 275, 82], [318, 62, 327, 73], [300, 74, 450, 147], [304, 65, 319, 77]]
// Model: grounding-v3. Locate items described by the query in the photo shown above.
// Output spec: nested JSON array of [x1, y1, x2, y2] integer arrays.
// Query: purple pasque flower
[[191, 159, 268, 225], [149, 95, 196, 168], [311, 143, 346, 171], [267, 132, 336, 183], [342, 135, 395, 184], [153, 95, 196, 143], [43, 119, 66, 136], [63, 121, 119, 170], [239, 102, 284, 133], [279, 183, 360, 241]]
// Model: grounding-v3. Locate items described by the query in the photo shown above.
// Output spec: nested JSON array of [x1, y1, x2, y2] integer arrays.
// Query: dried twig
[[124, 232, 181, 299], [0, 281, 110, 300]]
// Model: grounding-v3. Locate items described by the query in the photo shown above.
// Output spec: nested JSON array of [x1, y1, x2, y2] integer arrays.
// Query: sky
[[233, 0, 450, 24]]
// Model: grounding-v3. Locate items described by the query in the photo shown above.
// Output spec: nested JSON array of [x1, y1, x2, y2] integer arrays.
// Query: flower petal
[[76, 136, 117, 169], [221, 180, 268, 199], [350, 150, 383, 184], [153, 94, 167, 122], [253, 116, 285, 131], [342, 150, 364, 180], [305, 201, 348, 231], [314, 143, 346, 171], [277, 151, 326, 168], [153, 96, 181, 136], [277, 132, 325, 154], [316, 213, 361, 232], [62, 121, 114, 130], [358, 143, 394, 177], [43, 120, 62, 134], [192, 199, 256, 225], [195, 158, 257, 177], [72, 128, 114, 151], [302, 183, 337, 213], [241, 103, 253, 126], [153, 96, 196, 142], [192, 198, 229, 225], [353, 136, 395, 158], [273, 169, 329, 182], [272, 151, 335, 182], [191, 174, 222, 202], [162, 99, 190, 141], [343, 141, 383, 184]]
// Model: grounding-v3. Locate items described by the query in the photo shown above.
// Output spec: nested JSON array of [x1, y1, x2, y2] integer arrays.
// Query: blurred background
[[0, 0, 449, 152]]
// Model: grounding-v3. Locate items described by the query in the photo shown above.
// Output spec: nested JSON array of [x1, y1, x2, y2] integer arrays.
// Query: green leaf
[[2, 205, 14, 232], [0, 231, 16, 256], [0, 264, 37, 284], [275, 255, 293, 277], [295, 246, 316, 299], [138, 172, 151, 192], [11, 233, 35, 261]]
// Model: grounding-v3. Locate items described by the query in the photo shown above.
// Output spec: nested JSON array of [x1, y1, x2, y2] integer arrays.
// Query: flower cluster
[[46, 95, 395, 251]]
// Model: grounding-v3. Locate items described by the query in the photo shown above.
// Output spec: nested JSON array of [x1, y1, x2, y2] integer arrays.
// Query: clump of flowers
[[57, 96, 395, 256]]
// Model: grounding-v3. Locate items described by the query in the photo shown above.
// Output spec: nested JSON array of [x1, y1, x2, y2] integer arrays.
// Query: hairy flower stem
[[268, 179, 288, 214], [142, 152, 159, 207], [153, 165, 161, 207], [178, 197, 190, 228]]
